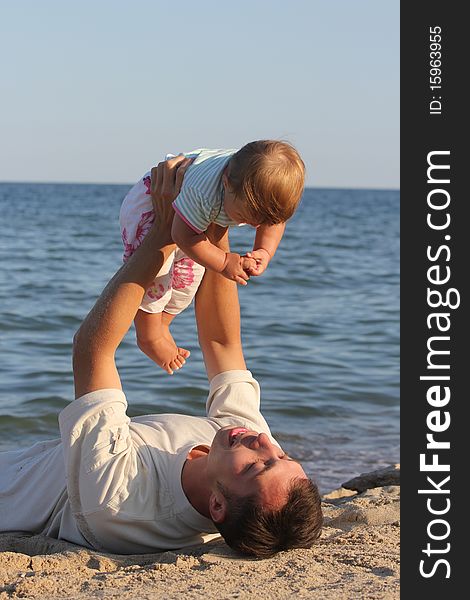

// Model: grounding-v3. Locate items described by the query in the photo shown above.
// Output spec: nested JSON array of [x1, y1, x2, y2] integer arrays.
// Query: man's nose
[[250, 432, 273, 449]]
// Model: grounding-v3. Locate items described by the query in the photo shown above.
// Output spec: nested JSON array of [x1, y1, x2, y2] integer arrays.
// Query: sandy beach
[[0, 468, 399, 600]]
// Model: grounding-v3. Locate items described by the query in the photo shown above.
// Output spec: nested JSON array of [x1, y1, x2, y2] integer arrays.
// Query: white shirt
[[0, 371, 278, 554]]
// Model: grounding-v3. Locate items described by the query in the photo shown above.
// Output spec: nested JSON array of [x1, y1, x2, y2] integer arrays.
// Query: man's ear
[[209, 490, 228, 524]]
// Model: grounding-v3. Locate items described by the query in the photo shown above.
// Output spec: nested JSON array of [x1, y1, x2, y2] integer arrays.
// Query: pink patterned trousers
[[119, 173, 205, 315]]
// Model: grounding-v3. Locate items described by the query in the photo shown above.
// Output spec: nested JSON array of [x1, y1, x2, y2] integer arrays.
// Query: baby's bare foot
[[138, 332, 190, 375], [162, 327, 190, 372]]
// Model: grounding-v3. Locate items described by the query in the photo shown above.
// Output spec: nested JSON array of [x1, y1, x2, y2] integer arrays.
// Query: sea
[[0, 183, 399, 493]]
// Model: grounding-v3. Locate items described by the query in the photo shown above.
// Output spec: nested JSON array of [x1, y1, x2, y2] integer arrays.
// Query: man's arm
[[73, 226, 175, 398], [72, 156, 192, 399], [195, 225, 247, 381]]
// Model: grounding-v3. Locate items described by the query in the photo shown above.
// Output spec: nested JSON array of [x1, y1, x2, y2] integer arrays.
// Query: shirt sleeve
[[58, 389, 142, 549], [206, 370, 277, 441], [172, 186, 212, 233]]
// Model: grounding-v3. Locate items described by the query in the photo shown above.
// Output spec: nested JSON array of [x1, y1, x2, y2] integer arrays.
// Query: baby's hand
[[244, 249, 271, 276], [221, 252, 250, 286], [241, 255, 257, 273]]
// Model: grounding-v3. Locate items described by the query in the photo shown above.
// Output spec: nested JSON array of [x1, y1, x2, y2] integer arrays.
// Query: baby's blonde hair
[[227, 140, 305, 225]]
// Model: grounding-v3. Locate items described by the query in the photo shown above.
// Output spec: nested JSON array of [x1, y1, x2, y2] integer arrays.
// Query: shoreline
[[0, 467, 400, 600]]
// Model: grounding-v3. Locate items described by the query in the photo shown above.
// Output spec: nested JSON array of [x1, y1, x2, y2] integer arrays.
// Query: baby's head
[[223, 140, 305, 225]]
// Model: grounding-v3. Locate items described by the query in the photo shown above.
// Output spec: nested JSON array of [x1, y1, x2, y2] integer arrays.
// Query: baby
[[120, 140, 305, 374]]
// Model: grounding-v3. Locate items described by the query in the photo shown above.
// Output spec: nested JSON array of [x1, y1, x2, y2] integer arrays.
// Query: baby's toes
[[169, 357, 181, 372], [164, 363, 174, 375], [175, 354, 187, 369], [177, 347, 190, 359]]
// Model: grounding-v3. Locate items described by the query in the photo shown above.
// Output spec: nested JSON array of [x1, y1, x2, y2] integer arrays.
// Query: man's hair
[[214, 477, 323, 559], [227, 140, 305, 225]]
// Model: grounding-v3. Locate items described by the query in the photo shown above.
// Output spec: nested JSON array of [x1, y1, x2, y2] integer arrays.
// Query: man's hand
[[221, 252, 250, 286], [150, 155, 194, 241], [244, 248, 271, 276]]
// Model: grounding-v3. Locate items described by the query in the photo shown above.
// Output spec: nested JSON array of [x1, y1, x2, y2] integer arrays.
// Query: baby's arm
[[172, 214, 250, 285], [247, 222, 286, 275]]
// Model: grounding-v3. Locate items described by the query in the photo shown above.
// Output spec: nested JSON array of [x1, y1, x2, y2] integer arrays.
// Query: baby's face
[[223, 189, 247, 223], [222, 174, 258, 226]]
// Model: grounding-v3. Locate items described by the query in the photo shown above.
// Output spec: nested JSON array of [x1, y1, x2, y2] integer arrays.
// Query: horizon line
[[0, 180, 400, 193]]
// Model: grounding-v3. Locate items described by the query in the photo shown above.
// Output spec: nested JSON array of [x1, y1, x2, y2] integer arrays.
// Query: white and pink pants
[[119, 173, 205, 315]]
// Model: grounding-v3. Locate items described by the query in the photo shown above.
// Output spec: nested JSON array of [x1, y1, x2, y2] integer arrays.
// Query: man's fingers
[[151, 163, 164, 198], [174, 157, 194, 195], [161, 154, 187, 201], [165, 153, 186, 168], [152, 155, 193, 203]]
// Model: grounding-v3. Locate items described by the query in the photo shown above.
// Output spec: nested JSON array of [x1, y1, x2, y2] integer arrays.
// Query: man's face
[[206, 426, 308, 514]]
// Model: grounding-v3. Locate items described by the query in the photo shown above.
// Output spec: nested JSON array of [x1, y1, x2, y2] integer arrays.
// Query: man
[[0, 157, 322, 559]]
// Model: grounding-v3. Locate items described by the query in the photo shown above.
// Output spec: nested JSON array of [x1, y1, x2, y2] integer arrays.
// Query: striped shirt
[[172, 148, 239, 233]]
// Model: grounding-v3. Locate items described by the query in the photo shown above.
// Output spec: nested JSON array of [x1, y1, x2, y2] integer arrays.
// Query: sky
[[0, 0, 399, 189]]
